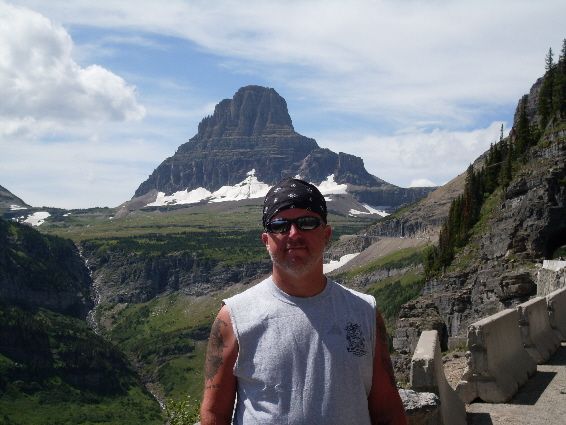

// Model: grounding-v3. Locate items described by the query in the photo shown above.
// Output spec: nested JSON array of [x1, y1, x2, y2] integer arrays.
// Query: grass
[[336, 246, 427, 281], [471, 188, 503, 237], [365, 271, 425, 323], [98, 285, 244, 404], [41, 204, 263, 242], [81, 229, 268, 266]]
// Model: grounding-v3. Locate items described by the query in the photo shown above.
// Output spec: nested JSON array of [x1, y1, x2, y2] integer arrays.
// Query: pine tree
[[500, 140, 513, 188], [554, 38, 566, 116], [515, 96, 531, 158], [539, 47, 556, 127], [545, 47, 554, 71]]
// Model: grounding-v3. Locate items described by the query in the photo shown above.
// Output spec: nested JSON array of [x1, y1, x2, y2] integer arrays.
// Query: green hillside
[[0, 218, 162, 425]]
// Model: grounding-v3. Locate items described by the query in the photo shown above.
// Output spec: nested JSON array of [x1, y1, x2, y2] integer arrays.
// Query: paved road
[[466, 343, 566, 425]]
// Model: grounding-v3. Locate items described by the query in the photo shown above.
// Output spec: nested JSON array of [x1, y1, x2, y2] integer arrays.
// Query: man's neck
[[271, 267, 327, 297]]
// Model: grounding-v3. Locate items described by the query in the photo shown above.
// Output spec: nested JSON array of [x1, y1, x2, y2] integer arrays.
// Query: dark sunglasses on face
[[265, 216, 323, 234]]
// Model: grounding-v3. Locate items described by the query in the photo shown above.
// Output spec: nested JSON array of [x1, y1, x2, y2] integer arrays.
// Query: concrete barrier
[[517, 297, 561, 364], [547, 287, 566, 341], [410, 330, 466, 425], [456, 309, 536, 403]]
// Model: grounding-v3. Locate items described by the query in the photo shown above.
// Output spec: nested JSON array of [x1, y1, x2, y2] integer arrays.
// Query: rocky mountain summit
[[132, 85, 433, 209]]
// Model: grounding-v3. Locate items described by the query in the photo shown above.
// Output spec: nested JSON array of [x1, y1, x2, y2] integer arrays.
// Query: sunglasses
[[265, 216, 323, 234]]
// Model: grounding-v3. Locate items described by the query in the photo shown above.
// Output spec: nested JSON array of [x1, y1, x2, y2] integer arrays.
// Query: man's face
[[261, 208, 332, 277]]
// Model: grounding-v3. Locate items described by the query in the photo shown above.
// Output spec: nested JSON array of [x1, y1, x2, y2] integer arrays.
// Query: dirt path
[[466, 343, 566, 425]]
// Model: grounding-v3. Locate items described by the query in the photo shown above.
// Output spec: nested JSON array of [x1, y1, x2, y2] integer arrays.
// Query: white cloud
[[409, 178, 437, 188], [2, 0, 564, 209], [0, 2, 145, 128], [316, 121, 506, 188], [12, 0, 565, 127], [1, 132, 171, 208]]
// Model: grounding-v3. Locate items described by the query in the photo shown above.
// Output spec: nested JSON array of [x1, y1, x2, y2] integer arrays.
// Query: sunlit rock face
[[133, 85, 434, 208]]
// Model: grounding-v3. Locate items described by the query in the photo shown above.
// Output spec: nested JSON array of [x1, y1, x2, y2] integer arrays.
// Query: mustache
[[286, 239, 307, 249]]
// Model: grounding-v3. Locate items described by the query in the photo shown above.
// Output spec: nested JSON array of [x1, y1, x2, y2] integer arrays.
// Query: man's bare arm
[[368, 310, 407, 425], [200, 305, 238, 425]]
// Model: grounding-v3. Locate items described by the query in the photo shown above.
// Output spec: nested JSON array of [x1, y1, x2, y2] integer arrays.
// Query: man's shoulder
[[223, 276, 272, 306], [329, 280, 376, 309]]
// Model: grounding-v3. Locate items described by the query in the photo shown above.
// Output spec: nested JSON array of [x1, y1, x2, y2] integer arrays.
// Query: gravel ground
[[466, 343, 566, 425], [443, 351, 468, 390]]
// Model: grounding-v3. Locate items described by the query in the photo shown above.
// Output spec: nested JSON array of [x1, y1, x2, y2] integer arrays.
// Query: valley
[[33, 200, 378, 413]]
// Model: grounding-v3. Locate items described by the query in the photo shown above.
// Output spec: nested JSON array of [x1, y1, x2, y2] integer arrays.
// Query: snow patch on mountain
[[146, 172, 352, 207], [23, 211, 50, 226], [317, 174, 347, 195], [148, 187, 213, 207], [209, 170, 271, 203], [349, 204, 389, 217], [148, 170, 270, 207], [323, 253, 359, 273]]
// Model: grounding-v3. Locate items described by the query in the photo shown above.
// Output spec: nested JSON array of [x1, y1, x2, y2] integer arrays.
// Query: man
[[200, 178, 407, 425]]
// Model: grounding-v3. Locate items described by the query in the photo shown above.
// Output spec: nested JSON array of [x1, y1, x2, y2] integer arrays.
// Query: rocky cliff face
[[0, 218, 92, 318], [134, 85, 433, 208], [393, 78, 566, 355], [81, 242, 272, 304]]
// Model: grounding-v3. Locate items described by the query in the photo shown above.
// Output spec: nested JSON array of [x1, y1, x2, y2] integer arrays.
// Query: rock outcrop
[[81, 242, 271, 304]]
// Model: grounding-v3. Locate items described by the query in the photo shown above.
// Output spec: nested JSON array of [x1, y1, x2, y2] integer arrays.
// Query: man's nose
[[288, 223, 302, 237]]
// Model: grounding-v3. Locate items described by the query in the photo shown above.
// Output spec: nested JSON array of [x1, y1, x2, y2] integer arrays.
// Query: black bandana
[[262, 178, 327, 228]]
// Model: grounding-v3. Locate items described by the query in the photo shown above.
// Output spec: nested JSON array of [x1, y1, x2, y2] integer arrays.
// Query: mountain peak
[[195, 85, 295, 140], [132, 85, 434, 208]]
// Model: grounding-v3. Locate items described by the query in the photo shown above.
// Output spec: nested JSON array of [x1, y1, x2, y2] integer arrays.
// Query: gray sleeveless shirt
[[223, 277, 376, 425]]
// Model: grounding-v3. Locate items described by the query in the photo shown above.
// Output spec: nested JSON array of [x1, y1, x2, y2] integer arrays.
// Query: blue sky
[[1, 0, 565, 208]]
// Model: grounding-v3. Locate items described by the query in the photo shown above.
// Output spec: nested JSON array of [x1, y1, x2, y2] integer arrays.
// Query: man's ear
[[261, 232, 269, 247]]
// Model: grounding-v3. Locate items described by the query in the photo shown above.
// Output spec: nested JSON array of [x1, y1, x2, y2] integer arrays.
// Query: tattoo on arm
[[205, 384, 221, 390], [376, 312, 396, 388], [205, 318, 228, 382]]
